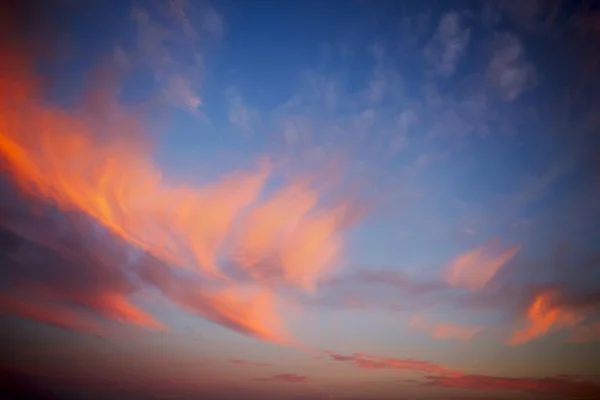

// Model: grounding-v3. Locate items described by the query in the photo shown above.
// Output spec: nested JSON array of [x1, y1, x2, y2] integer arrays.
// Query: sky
[[1, 0, 600, 399]]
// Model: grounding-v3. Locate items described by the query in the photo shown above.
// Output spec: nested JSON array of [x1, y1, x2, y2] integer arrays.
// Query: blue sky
[[1, 1, 600, 399]]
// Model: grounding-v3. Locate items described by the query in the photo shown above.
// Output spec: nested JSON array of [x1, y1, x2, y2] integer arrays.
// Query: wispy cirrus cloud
[[0, 296, 101, 335], [0, 14, 364, 344], [127, 0, 223, 113], [227, 88, 260, 135], [324, 351, 460, 377], [444, 240, 521, 290]]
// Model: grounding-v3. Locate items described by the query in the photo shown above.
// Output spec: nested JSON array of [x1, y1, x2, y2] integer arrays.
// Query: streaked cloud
[[129, 0, 223, 112], [255, 374, 309, 383], [324, 351, 460, 376], [426, 373, 600, 397], [0, 28, 364, 343], [445, 241, 521, 290], [0, 296, 100, 335]]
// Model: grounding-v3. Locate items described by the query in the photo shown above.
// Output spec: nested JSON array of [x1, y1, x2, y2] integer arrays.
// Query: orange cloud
[[0, 18, 362, 342], [255, 374, 309, 383], [79, 292, 165, 330], [409, 315, 481, 341], [427, 373, 600, 397], [445, 240, 521, 290], [509, 290, 586, 345], [325, 351, 460, 376], [2, 281, 164, 333], [145, 268, 290, 342]]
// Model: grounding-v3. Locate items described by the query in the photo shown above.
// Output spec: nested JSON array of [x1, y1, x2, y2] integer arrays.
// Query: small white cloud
[[389, 109, 417, 155], [126, 1, 224, 113], [305, 73, 341, 112], [425, 12, 471, 77], [366, 77, 387, 103], [164, 75, 202, 112], [227, 89, 258, 134], [486, 33, 538, 102]]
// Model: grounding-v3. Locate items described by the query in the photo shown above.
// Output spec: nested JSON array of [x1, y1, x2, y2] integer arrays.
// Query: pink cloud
[[445, 240, 521, 290], [0, 26, 365, 345], [0, 296, 100, 335], [325, 351, 460, 376], [508, 290, 586, 345], [409, 316, 481, 341]]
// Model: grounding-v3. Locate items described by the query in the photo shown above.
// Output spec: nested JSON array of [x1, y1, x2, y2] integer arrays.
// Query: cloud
[[230, 359, 271, 367], [409, 316, 481, 341], [426, 373, 600, 397], [349, 270, 444, 295], [227, 88, 259, 134], [486, 33, 537, 102], [129, 1, 223, 112], [0, 296, 100, 335], [142, 269, 290, 343], [568, 321, 600, 343], [444, 240, 521, 290], [0, 19, 364, 343], [509, 290, 587, 345], [325, 351, 460, 377], [255, 374, 309, 383], [425, 12, 470, 77], [162, 75, 202, 111], [0, 212, 165, 332]]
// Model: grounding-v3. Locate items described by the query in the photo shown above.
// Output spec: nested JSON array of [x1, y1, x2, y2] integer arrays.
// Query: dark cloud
[[426, 373, 600, 397]]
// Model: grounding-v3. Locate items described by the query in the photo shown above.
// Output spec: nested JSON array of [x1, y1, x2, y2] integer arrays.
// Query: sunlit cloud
[[509, 290, 586, 345], [0, 18, 362, 343], [409, 315, 481, 341], [445, 240, 521, 290], [2, 1, 600, 399], [324, 351, 460, 376], [0, 296, 100, 335]]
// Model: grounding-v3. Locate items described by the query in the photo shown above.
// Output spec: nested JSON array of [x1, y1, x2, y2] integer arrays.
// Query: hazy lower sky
[[1, 1, 600, 399]]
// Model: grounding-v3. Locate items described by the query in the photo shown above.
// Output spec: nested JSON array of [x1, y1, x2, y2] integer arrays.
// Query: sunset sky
[[1, 1, 600, 399]]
